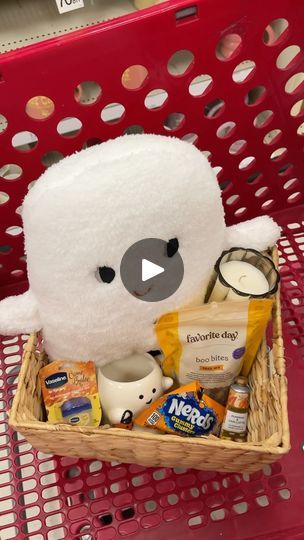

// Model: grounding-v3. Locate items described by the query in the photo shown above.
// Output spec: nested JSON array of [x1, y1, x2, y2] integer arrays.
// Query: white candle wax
[[221, 260, 269, 296], [208, 259, 270, 303]]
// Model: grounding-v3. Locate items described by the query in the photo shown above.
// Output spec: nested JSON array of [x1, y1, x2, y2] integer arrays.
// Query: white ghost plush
[[0, 135, 280, 365]]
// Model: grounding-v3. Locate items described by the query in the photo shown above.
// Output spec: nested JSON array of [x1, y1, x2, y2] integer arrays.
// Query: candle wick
[[239, 275, 247, 283]]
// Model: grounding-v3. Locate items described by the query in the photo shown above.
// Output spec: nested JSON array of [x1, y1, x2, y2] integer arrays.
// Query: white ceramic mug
[[97, 353, 173, 425]]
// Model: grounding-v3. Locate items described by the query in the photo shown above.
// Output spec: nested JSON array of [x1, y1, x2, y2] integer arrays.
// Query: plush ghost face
[[0, 135, 280, 365]]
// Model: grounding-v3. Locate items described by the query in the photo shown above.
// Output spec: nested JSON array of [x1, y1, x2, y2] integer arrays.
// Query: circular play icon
[[120, 238, 184, 302]]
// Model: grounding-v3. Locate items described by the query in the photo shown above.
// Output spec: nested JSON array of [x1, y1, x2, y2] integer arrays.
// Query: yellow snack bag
[[156, 299, 272, 391], [39, 360, 102, 427], [134, 381, 225, 437]]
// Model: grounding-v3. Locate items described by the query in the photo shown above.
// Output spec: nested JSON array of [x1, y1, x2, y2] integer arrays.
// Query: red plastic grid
[[0, 0, 304, 297], [0, 212, 304, 540], [275, 206, 304, 358]]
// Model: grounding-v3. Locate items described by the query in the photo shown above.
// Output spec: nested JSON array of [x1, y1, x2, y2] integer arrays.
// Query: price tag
[[55, 0, 84, 14]]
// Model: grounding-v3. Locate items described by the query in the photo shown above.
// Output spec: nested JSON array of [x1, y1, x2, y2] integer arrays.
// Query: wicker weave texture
[[9, 250, 290, 473]]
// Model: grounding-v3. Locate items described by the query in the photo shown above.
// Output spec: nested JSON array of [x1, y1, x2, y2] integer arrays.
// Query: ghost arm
[[0, 289, 42, 335], [225, 216, 281, 251], [162, 376, 173, 392]]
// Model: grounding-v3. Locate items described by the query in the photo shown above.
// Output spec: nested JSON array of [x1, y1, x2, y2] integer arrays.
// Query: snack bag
[[156, 299, 272, 392], [40, 360, 102, 427], [134, 381, 225, 437]]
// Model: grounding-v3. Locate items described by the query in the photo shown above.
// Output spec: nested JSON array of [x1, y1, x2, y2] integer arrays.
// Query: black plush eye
[[152, 388, 156, 393], [166, 238, 179, 258], [98, 266, 115, 283], [139, 394, 144, 400]]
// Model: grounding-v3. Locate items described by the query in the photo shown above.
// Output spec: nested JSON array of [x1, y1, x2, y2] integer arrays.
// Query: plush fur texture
[[226, 216, 281, 251], [0, 135, 281, 365]]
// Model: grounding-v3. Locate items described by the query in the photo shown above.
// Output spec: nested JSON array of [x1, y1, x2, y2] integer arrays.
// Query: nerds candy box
[[134, 381, 225, 437]]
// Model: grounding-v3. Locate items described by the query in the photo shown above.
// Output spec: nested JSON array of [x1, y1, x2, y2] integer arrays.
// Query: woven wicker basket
[[9, 249, 290, 473]]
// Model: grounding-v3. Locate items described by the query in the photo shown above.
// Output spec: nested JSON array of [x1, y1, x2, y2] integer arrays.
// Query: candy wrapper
[[134, 382, 225, 437], [156, 299, 272, 405]]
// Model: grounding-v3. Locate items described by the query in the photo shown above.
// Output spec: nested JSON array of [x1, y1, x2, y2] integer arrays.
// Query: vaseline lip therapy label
[[40, 360, 101, 427]]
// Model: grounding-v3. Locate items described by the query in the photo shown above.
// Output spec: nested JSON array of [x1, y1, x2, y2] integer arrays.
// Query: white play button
[[142, 258, 164, 282], [120, 238, 184, 302]]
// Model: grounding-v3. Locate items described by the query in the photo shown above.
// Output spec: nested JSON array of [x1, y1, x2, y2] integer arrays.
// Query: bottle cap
[[235, 375, 248, 386]]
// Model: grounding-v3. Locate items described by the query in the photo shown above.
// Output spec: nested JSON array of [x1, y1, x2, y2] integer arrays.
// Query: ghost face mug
[[97, 353, 173, 425]]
